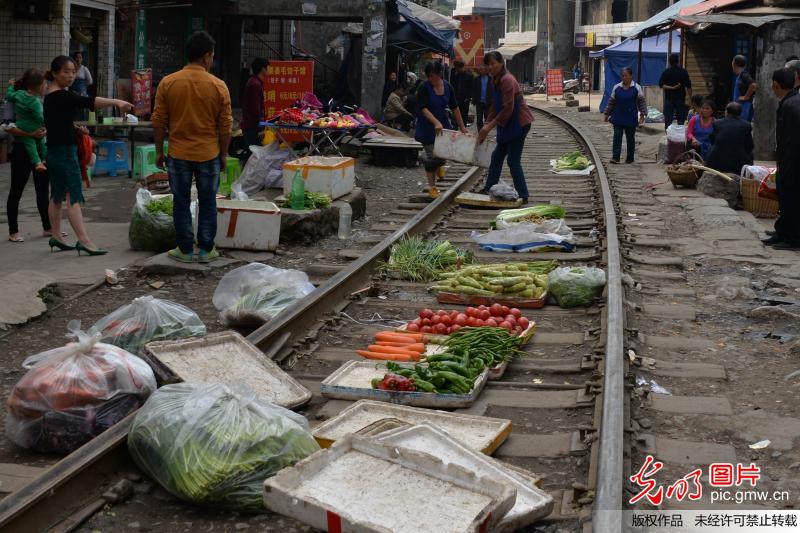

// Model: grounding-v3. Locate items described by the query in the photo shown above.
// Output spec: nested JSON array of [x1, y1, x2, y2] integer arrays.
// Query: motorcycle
[[563, 78, 581, 94]]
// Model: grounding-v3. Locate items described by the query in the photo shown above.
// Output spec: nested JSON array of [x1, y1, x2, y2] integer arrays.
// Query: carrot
[[388, 331, 425, 342], [368, 344, 423, 355], [376, 341, 426, 352], [356, 350, 412, 362], [374, 332, 419, 344]]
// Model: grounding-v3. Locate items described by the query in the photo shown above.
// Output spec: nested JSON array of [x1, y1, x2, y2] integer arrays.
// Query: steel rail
[[531, 104, 624, 532]]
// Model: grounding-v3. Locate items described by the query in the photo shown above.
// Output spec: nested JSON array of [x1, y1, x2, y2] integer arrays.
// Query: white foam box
[[433, 129, 496, 168], [282, 156, 355, 200], [215, 199, 281, 251]]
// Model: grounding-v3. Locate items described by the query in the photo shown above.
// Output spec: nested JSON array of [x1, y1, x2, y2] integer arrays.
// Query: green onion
[[380, 236, 474, 281]]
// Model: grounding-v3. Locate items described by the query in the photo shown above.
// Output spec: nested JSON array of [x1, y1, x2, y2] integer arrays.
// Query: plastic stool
[[219, 158, 241, 196], [93, 140, 129, 177], [133, 144, 161, 178]]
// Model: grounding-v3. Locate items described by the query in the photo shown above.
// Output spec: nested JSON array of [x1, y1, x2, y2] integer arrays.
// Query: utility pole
[[547, 0, 553, 71]]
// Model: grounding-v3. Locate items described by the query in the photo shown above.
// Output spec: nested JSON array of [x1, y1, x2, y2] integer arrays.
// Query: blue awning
[[590, 31, 681, 58], [394, 0, 457, 56]]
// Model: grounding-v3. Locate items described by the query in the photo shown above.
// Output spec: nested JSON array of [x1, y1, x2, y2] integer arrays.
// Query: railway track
[[0, 106, 627, 532]]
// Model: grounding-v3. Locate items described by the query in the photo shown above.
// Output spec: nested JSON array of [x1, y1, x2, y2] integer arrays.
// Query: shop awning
[[496, 43, 535, 60], [626, 0, 705, 37], [674, 13, 798, 27], [394, 0, 458, 56], [678, 0, 748, 17]]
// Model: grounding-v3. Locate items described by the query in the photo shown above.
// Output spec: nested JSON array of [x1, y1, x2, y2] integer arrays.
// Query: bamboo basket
[[741, 178, 779, 218], [666, 151, 702, 188]]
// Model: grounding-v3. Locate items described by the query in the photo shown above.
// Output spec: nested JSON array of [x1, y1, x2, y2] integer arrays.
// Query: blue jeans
[[168, 156, 220, 254], [663, 98, 687, 130], [612, 125, 636, 162], [483, 124, 531, 199]]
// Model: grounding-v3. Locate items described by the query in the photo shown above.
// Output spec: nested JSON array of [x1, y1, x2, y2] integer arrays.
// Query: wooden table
[[76, 120, 153, 178]]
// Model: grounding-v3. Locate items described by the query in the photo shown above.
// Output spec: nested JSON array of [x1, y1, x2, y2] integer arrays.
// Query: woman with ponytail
[[43, 55, 132, 255]]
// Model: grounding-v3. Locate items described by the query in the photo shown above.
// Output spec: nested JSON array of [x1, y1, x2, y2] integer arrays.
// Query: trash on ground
[[127, 382, 319, 511], [749, 439, 771, 450], [636, 375, 671, 395], [6, 321, 156, 454], [263, 435, 516, 533], [548, 266, 607, 308]]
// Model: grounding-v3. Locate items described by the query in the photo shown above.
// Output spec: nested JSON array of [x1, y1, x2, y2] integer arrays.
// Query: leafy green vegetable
[[381, 237, 473, 281], [554, 151, 591, 171], [282, 191, 332, 210], [145, 196, 174, 216], [548, 266, 606, 308], [128, 383, 320, 511], [491, 205, 566, 228], [129, 195, 176, 253]]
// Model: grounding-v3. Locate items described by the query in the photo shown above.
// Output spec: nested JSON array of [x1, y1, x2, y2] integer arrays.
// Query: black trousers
[[458, 99, 471, 125], [7, 142, 50, 235], [775, 164, 800, 243], [475, 102, 488, 130]]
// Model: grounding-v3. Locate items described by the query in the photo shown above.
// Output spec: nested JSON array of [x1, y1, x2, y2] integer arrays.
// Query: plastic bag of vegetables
[[212, 263, 316, 327], [491, 205, 566, 228], [548, 266, 606, 308], [89, 296, 207, 355], [6, 321, 156, 454], [127, 382, 320, 510], [128, 189, 180, 253], [472, 224, 575, 253]]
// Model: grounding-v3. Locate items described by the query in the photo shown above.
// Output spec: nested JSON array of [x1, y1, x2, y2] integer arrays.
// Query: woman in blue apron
[[687, 99, 715, 160], [603, 67, 647, 164], [70, 51, 93, 120], [476, 51, 534, 202], [415, 61, 468, 199], [732, 55, 755, 122]]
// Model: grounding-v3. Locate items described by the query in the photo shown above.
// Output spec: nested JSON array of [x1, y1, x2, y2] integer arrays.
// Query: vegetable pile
[[554, 151, 591, 171], [269, 108, 374, 129], [381, 237, 473, 282], [6, 324, 156, 454], [548, 266, 607, 308], [490, 205, 566, 228], [281, 190, 332, 210], [431, 261, 556, 298], [404, 305, 530, 335], [144, 196, 173, 216], [129, 189, 178, 253], [128, 382, 320, 511]]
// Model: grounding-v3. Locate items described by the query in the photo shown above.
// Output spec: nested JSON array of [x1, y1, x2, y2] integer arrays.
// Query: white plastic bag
[[128, 382, 320, 510], [89, 295, 207, 355], [489, 181, 519, 201], [666, 124, 686, 143], [236, 142, 292, 195], [213, 263, 316, 327], [548, 266, 606, 308], [496, 218, 574, 241], [471, 223, 576, 253], [6, 321, 156, 454], [129, 189, 175, 253]]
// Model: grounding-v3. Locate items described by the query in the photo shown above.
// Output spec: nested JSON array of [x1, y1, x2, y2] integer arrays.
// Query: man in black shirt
[[659, 53, 692, 130], [450, 60, 473, 126], [705, 102, 753, 174]]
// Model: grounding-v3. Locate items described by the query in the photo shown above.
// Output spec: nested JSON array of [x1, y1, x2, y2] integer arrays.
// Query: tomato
[[450, 310, 460, 320], [454, 315, 467, 326], [412, 318, 422, 326], [436, 309, 447, 316], [510, 308, 522, 318], [486, 318, 498, 327], [490, 303, 504, 317], [421, 325, 432, 333], [422, 318, 431, 326], [476, 319, 485, 327], [467, 317, 478, 327], [500, 305, 510, 315], [407, 323, 420, 332], [479, 309, 491, 321], [506, 316, 517, 328], [499, 321, 513, 331], [465, 307, 477, 317], [441, 315, 452, 327], [478, 305, 487, 311], [450, 324, 461, 333], [420, 309, 434, 319], [433, 323, 448, 334], [431, 315, 441, 325], [518, 317, 530, 329]]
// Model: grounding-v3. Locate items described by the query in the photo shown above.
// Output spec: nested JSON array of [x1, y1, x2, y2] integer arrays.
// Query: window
[[522, 0, 537, 32], [507, 0, 521, 33]]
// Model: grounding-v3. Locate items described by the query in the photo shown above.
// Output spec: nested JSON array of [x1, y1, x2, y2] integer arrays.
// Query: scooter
[[563, 78, 581, 94]]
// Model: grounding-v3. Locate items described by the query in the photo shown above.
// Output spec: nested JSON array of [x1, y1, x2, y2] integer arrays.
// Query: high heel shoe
[[49, 238, 75, 252], [76, 242, 108, 256]]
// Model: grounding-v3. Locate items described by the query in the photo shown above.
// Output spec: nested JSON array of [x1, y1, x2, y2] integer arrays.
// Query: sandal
[[8, 235, 24, 243]]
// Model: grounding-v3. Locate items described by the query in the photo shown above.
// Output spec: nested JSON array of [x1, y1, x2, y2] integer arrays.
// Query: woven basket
[[666, 167, 699, 188], [741, 178, 779, 218]]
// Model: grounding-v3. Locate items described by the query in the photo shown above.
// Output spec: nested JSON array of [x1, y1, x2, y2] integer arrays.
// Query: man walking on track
[[152, 31, 233, 264], [451, 61, 473, 127], [659, 53, 692, 130]]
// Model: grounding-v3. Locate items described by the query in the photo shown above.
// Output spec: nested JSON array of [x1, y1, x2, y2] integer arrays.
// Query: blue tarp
[[395, 0, 457, 56], [591, 31, 681, 112]]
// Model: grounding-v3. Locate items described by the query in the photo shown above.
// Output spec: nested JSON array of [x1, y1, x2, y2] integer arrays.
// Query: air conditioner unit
[[13, 0, 51, 21]]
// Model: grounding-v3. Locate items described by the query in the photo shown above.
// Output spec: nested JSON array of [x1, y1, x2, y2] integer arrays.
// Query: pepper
[[411, 377, 436, 393], [432, 371, 473, 394], [430, 360, 473, 378], [373, 373, 416, 392]]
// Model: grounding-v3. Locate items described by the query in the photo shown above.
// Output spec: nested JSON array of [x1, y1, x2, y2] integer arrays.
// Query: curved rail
[[531, 104, 624, 532]]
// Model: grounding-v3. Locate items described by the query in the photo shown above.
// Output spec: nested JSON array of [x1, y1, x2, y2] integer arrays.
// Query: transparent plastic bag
[[489, 181, 519, 201], [548, 266, 606, 308], [6, 321, 156, 454], [235, 142, 292, 195], [213, 263, 316, 327], [472, 224, 576, 253], [127, 382, 320, 510], [129, 188, 176, 253], [89, 295, 207, 355]]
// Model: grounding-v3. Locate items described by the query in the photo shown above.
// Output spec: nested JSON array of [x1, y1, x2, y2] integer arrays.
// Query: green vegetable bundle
[[282, 190, 332, 210], [490, 205, 566, 228], [443, 326, 524, 367], [145, 196, 174, 216], [381, 237, 474, 281], [431, 261, 555, 298], [128, 383, 320, 511], [548, 266, 606, 308], [129, 189, 177, 253], [554, 151, 591, 171]]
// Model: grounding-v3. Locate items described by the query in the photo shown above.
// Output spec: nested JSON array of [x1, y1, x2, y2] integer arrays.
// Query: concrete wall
[[753, 19, 800, 161], [484, 12, 505, 49]]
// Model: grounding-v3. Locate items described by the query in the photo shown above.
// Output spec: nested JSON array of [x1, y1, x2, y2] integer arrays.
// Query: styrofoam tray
[[263, 435, 517, 533], [377, 423, 554, 532], [312, 400, 512, 454], [142, 331, 312, 409], [320, 360, 489, 408]]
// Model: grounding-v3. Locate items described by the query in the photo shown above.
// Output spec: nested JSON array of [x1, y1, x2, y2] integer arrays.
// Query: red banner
[[131, 68, 152, 117], [454, 15, 485, 69], [265, 60, 314, 142], [546, 69, 563, 97]]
